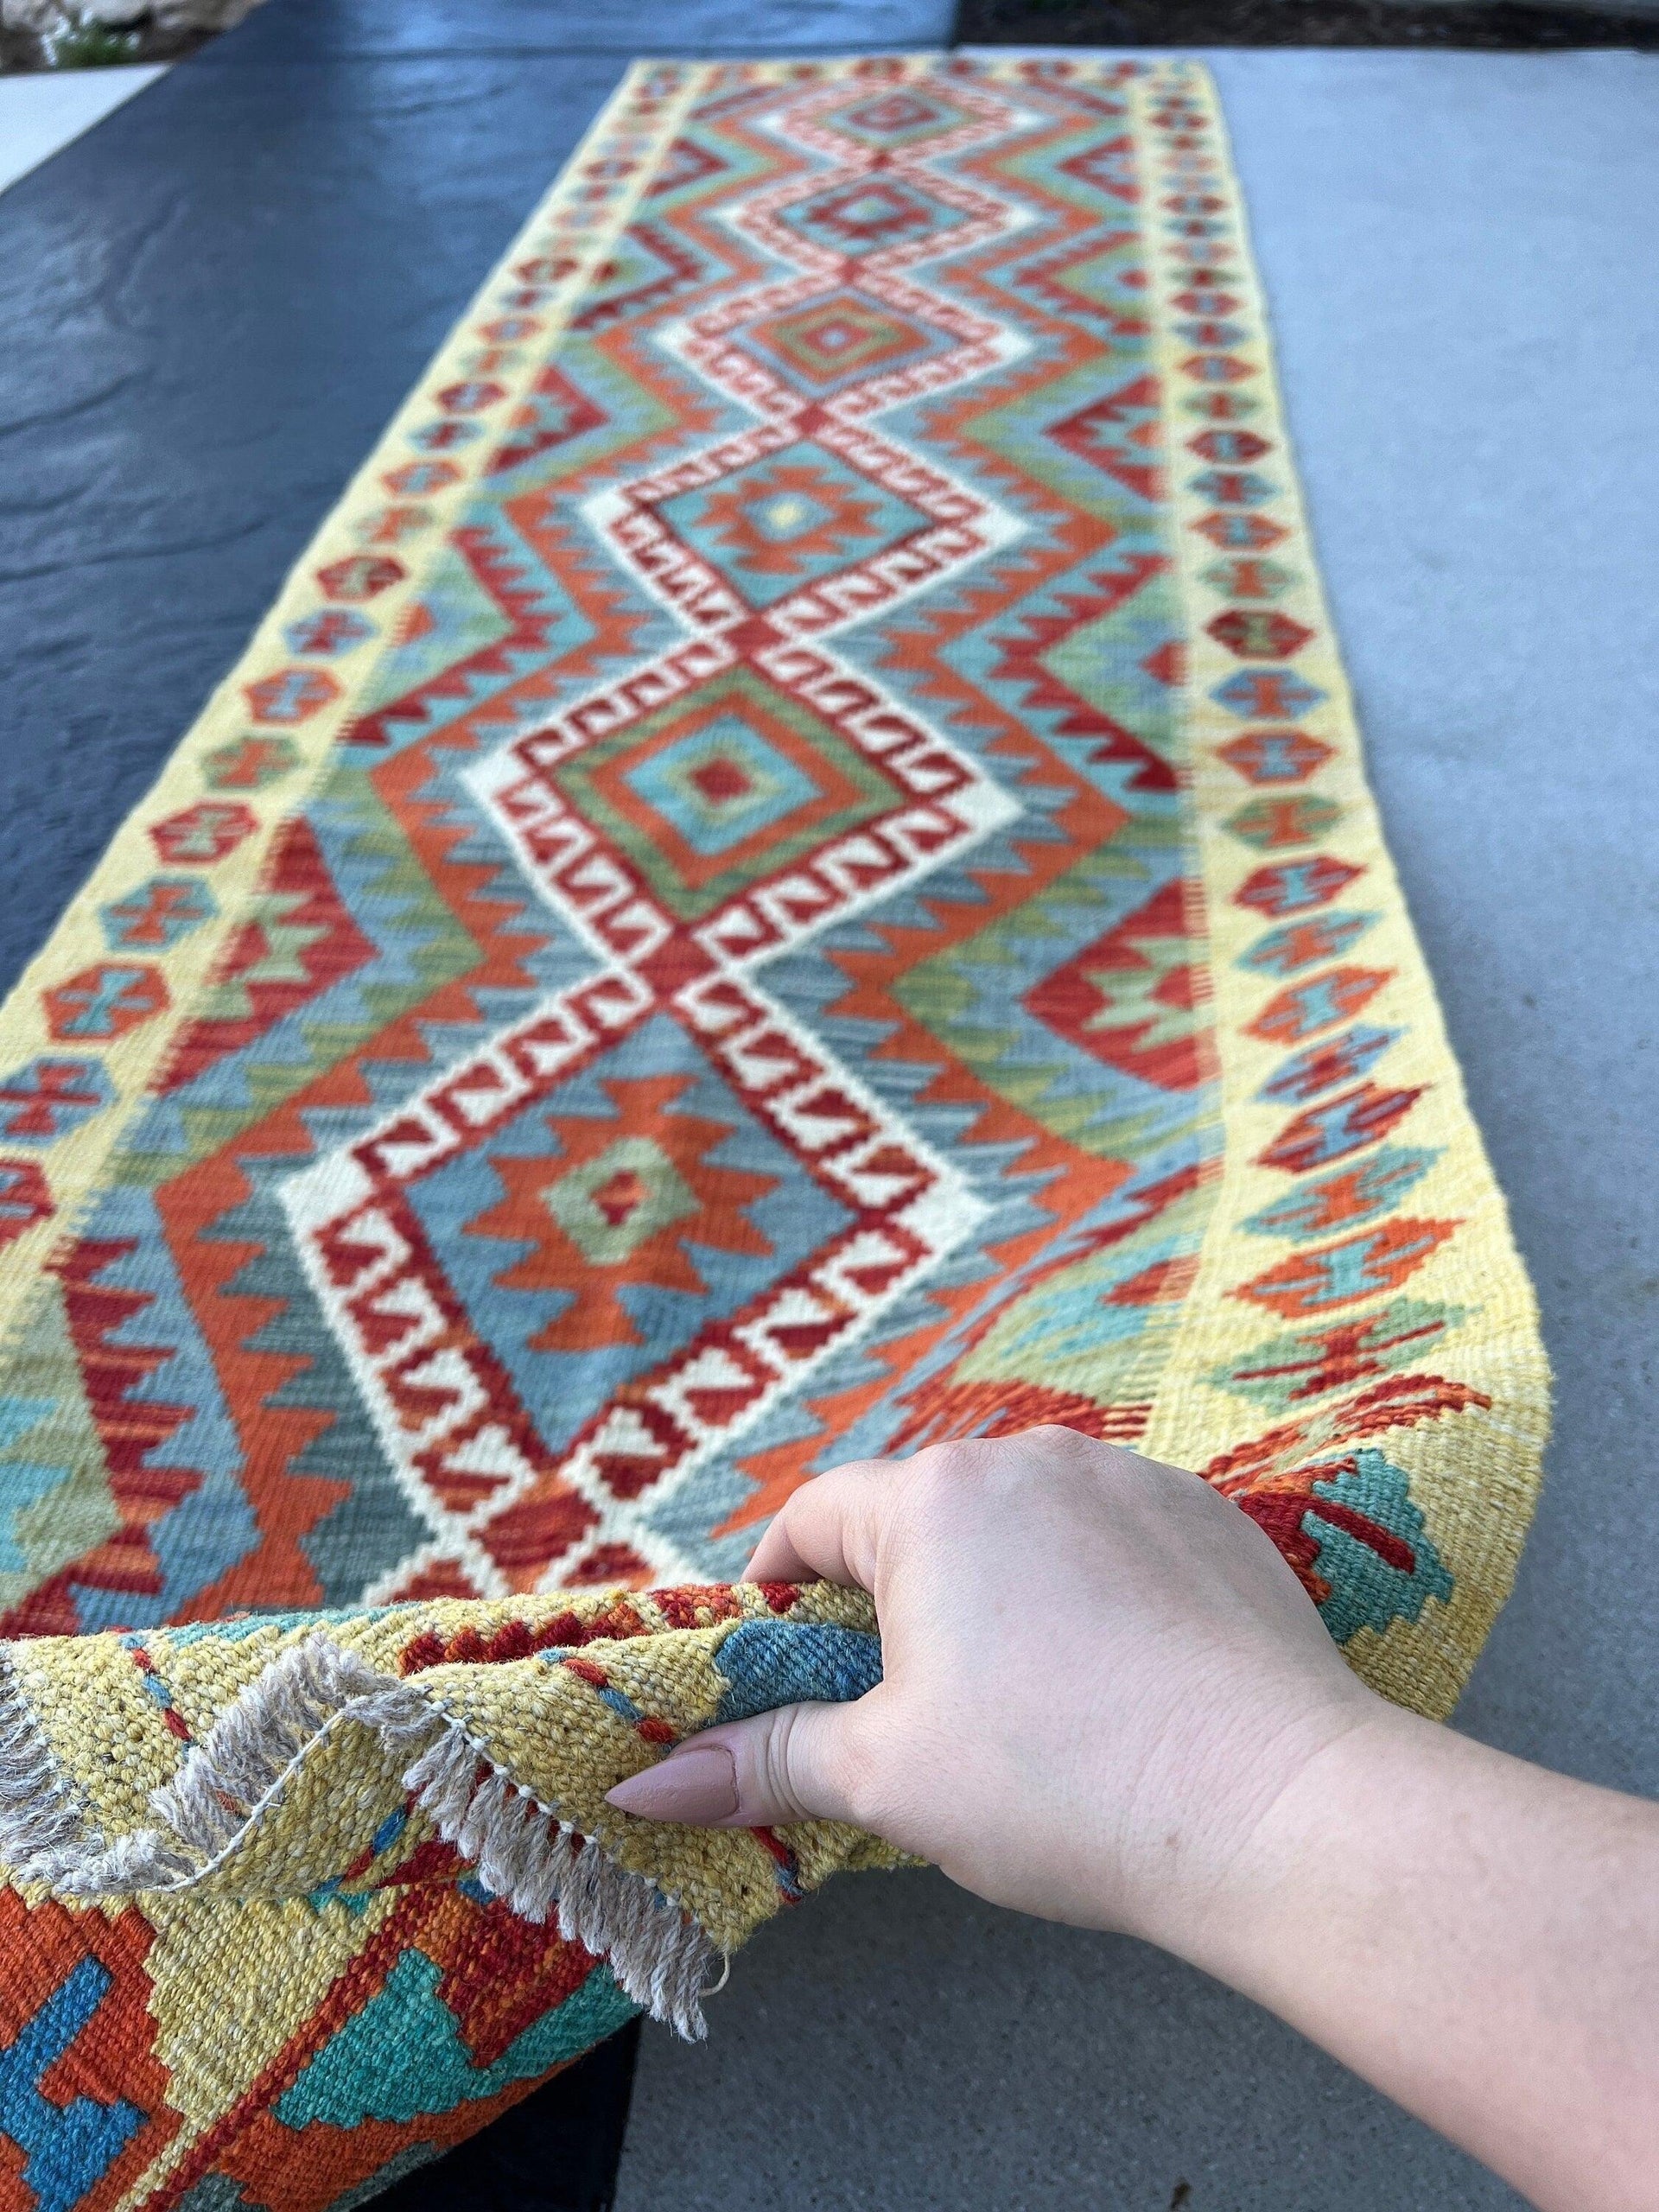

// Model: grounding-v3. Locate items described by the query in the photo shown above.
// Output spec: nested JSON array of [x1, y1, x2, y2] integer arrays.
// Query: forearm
[[1174, 1708, 1659, 2211]]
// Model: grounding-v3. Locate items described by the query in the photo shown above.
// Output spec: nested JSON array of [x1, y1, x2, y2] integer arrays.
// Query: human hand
[[605, 1426, 1380, 1955], [607, 1427, 1659, 2209]]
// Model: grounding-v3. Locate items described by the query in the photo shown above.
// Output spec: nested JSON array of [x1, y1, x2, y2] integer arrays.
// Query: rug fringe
[[0, 1633, 719, 2037]]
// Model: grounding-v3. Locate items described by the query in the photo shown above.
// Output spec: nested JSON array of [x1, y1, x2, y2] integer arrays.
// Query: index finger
[[741, 1455, 902, 1591]]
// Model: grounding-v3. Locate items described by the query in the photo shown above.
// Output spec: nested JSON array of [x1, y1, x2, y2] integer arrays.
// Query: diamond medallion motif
[[547, 665, 901, 923], [732, 293, 951, 396], [776, 176, 971, 257], [541, 1136, 702, 1266], [818, 88, 977, 149], [656, 442, 935, 606]]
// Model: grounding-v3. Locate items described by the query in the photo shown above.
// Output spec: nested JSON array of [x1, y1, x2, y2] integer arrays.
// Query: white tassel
[[0, 1630, 724, 2037], [402, 1731, 718, 2038]]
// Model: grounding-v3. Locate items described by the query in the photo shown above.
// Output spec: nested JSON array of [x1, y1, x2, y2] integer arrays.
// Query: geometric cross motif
[[1211, 669, 1325, 721], [1224, 793, 1344, 850], [1217, 729, 1334, 785], [0, 1157, 54, 1247], [282, 611, 377, 658], [1246, 966, 1392, 1046], [148, 801, 257, 866], [1208, 607, 1314, 660], [244, 667, 340, 724], [1236, 855, 1363, 918], [99, 876, 218, 952], [41, 963, 168, 1043], [203, 733, 303, 790], [0, 1058, 116, 1144], [316, 553, 405, 601]]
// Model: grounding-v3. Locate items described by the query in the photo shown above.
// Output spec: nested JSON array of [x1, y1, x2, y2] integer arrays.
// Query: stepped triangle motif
[[0, 56, 1546, 2212]]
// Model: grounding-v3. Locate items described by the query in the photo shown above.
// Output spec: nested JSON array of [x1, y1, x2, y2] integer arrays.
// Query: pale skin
[[606, 1427, 1659, 2211]]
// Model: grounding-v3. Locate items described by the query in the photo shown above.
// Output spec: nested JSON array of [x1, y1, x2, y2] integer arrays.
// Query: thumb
[[605, 1703, 865, 1829]]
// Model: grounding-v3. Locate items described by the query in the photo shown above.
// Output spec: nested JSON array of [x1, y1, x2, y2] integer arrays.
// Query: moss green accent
[[895, 828, 1198, 1160], [111, 766, 480, 1186], [0, 1281, 119, 1607]]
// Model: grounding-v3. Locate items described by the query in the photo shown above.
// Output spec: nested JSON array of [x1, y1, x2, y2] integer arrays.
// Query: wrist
[[1152, 1693, 1435, 1995]]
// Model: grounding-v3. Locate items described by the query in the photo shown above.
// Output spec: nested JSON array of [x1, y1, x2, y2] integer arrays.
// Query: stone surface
[[4, 0, 264, 45], [0, 0, 64, 31], [75, 0, 153, 26]]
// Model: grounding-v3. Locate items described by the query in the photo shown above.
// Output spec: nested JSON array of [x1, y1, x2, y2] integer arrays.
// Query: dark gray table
[[3, 22, 1655, 2212]]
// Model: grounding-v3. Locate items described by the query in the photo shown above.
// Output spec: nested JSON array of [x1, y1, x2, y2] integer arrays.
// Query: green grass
[[44, 21, 141, 66]]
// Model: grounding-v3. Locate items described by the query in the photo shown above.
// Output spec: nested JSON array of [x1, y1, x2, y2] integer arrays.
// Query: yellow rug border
[[1127, 63, 1548, 1713]]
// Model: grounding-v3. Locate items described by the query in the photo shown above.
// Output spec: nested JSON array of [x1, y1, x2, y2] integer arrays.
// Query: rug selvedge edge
[[1127, 62, 1548, 1719]]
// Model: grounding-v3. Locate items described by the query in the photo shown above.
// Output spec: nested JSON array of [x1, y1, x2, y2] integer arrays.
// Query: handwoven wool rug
[[0, 53, 1548, 2212]]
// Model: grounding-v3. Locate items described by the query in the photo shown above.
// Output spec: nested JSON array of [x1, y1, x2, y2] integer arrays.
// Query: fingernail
[[607, 1743, 739, 1824]]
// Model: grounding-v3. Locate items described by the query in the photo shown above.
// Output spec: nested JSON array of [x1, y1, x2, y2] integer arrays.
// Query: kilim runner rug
[[0, 54, 1548, 2212]]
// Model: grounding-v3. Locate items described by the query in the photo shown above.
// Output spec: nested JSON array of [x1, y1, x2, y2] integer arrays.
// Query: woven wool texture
[[0, 54, 1547, 2212]]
